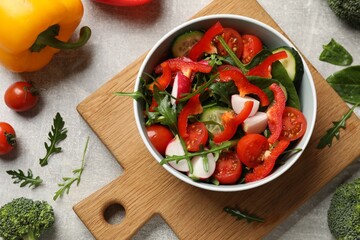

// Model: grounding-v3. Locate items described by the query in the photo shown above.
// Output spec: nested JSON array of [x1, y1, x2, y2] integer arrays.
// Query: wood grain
[[73, 0, 360, 239]]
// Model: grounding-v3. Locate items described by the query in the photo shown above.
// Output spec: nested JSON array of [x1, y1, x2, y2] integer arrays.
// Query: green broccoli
[[327, 178, 360, 239], [0, 197, 55, 240], [327, 0, 360, 28]]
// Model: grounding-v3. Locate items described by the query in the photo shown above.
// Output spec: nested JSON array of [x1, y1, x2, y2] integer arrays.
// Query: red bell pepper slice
[[213, 101, 254, 143], [247, 51, 288, 78], [188, 21, 224, 61], [267, 83, 286, 144], [154, 57, 213, 79], [178, 94, 203, 138], [218, 67, 269, 106], [149, 61, 172, 91], [245, 140, 290, 183]]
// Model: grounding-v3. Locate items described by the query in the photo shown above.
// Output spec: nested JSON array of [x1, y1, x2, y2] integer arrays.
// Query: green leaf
[[224, 206, 265, 223], [154, 88, 178, 134], [53, 137, 89, 201], [209, 81, 239, 107], [6, 169, 43, 188], [319, 38, 353, 66], [327, 66, 360, 104], [317, 104, 358, 149], [271, 61, 301, 109], [39, 112, 67, 167]]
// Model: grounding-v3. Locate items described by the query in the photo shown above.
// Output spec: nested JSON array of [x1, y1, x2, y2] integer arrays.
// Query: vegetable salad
[[121, 21, 307, 185]]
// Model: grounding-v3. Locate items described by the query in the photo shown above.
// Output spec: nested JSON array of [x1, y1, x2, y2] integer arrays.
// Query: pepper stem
[[30, 25, 91, 52]]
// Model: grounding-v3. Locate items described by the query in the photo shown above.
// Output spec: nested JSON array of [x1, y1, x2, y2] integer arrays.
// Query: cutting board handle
[[73, 175, 154, 240]]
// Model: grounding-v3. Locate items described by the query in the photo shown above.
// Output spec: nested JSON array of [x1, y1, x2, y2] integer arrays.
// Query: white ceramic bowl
[[134, 14, 317, 192]]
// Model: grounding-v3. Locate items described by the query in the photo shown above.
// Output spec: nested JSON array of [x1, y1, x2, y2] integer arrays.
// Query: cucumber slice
[[272, 46, 304, 87], [171, 30, 204, 57], [200, 106, 231, 135]]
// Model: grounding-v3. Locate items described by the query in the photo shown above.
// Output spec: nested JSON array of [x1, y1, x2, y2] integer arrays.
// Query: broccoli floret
[[327, 0, 360, 28], [0, 197, 55, 240], [327, 178, 360, 239]]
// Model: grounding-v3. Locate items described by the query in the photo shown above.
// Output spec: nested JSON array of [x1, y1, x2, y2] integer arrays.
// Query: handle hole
[[104, 203, 125, 225]]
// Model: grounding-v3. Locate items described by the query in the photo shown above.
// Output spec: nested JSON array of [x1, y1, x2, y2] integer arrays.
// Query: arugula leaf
[[113, 91, 148, 102], [153, 87, 178, 134], [39, 112, 67, 167], [6, 169, 43, 188], [319, 38, 353, 66], [327, 66, 360, 104], [317, 104, 358, 149], [224, 206, 265, 223], [53, 137, 89, 201]]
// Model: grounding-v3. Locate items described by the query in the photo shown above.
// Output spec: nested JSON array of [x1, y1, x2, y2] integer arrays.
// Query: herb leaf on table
[[317, 104, 358, 149], [327, 66, 360, 105], [39, 112, 67, 167], [6, 169, 43, 188], [53, 137, 89, 201], [224, 206, 264, 223], [319, 38, 353, 66]]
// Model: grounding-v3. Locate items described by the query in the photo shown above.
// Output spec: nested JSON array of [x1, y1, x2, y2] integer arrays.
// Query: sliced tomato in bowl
[[241, 34, 263, 64], [213, 151, 242, 184], [215, 28, 244, 58], [280, 107, 307, 141]]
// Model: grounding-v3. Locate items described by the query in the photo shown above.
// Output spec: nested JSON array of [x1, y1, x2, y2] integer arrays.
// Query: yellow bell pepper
[[0, 0, 91, 72]]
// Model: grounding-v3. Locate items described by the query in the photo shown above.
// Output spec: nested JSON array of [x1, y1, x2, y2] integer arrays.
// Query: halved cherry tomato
[[241, 34, 263, 64], [237, 134, 269, 168], [146, 124, 174, 156], [215, 28, 244, 58], [213, 151, 242, 184], [245, 140, 290, 183], [280, 107, 307, 141], [0, 122, 16, 155], [4, 81, 39, 112], [184, 122, 208, 152]]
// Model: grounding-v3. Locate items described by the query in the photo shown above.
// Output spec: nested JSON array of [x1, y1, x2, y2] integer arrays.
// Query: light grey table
[[0, 1, 359, 239]]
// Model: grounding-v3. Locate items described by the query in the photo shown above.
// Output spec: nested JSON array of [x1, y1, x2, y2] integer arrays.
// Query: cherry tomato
[[93, 0, 152, 6], [213, 151, 242, 184], [184, 122, 208, 152], [0, 122, 16, 155], [237, 133, 269, 168], [241, 34, 263, 64], [280, 107, 307, 141], [146, 125, 173, 156], [215, 28, 244, 58], [4, 81, 39, 112]]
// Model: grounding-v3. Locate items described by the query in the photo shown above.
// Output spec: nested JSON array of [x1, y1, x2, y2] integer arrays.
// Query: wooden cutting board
[[73, 0, 360, 239]]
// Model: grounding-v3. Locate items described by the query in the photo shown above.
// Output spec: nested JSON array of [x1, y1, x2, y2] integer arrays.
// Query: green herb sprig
[[39, 112, 67, 167], [53, 137, 89, 201], [224, 206, 265, 223], [317, 104, 358, 149], [6, 169, 43, 188]]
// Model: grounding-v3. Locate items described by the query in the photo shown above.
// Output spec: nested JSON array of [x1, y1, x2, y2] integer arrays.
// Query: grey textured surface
[[0, 0, 359, 239]]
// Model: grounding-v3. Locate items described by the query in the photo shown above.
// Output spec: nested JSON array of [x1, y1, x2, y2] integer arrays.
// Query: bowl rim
[[133, 14, 317, 192]]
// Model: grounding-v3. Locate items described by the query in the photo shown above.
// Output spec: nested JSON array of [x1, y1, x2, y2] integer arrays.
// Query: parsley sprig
[[53, 137, 89, 201], [6, 169, 43, 188], [39, 112, 67, 167]]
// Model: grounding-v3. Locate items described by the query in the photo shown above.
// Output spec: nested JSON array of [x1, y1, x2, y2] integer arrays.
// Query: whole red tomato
[[94, 0, 152, 6], [4, 81, 39, 112], [0, 122, 16, 155]]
